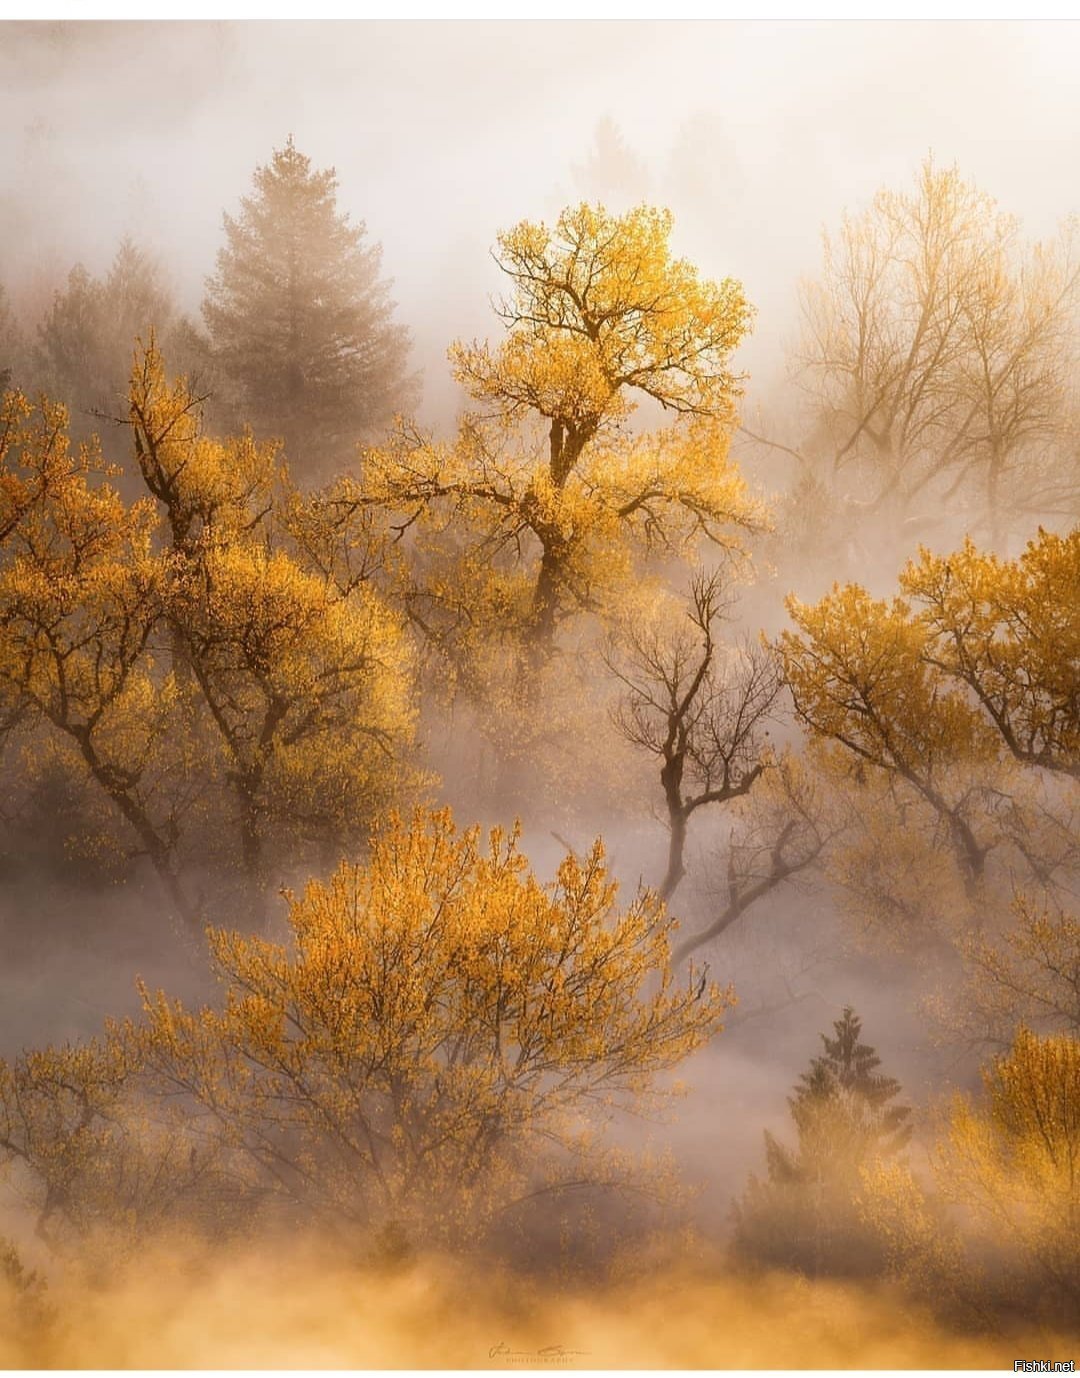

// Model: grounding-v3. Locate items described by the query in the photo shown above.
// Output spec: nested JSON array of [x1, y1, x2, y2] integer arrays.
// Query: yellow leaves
[[930, 1029, 1080, 1317], [900, 528, 1080, 774], [363, 202, 760, 671], [452, 333, 624, 433], [128, 337, 280, 546], [133, 806, 729, 1244], [479, 203, 752, 422], [781, 581, 994, 778]]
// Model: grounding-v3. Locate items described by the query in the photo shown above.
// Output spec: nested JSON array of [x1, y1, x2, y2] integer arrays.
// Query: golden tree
[[362, 203, 761, 659], [900, 528, 1080, 779], [0, 347, 421, 923], [126, 341, 420, 885], [778, 526, 1080, 955], [0, 389, 198, 921], [935, 1029, 1080, 1325], [780, 580, 998, 886], [134, 807, 729, 1249]]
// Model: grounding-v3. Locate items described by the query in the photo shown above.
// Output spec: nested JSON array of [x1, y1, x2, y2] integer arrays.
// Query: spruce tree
[[202, 138, 418, 485], [732, 1005, 911, 1278], [32, 239, 185, 445]]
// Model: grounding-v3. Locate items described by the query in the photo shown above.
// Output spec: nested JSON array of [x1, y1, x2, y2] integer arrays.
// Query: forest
[[0, 20, 1078, 1370]]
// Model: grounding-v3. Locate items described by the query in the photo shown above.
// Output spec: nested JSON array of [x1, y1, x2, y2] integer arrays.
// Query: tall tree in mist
[[605, 571, 784, 902], [202, 138, 418, 485], [570, 117, 652, 206], [733, 1005, 911, 1279], [363, 202, 760, 666], [0, 345, 420, 928]]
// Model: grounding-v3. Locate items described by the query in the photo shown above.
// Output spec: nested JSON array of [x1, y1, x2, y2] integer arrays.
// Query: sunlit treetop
[[453, 203, 753, 446], [364, 203, 760, 656]]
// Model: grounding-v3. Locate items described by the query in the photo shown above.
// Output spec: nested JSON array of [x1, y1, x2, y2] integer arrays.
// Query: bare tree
[[606, 570, 782, 902], [670, 751, 840, 965]]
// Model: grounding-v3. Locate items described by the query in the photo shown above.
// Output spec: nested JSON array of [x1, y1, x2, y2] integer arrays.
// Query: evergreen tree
[[202, 138, 418, 485], [32, 238, 186, 443], [732, 1006, 911, 1278]]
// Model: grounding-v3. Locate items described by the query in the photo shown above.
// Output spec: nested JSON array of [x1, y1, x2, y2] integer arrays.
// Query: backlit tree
[[362, 202, 761, 661], [202, 138, 417, 484]]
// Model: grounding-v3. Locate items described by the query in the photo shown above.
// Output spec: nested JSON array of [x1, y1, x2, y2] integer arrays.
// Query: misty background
[[4, 21, 1079, 423]]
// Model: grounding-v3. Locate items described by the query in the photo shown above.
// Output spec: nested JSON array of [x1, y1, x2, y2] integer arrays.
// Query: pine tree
[[732, 1006, 911, 1278], [202, 138, 418, 486], [31, 238, 186, 445]]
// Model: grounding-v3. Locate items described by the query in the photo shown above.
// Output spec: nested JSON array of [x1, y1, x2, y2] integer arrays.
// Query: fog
[[6, 21, 1080, 417], [1, 18, 1078, 1367]]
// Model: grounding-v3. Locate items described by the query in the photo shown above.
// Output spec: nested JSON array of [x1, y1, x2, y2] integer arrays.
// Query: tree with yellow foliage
[[936, 1028, 1080, 1325], [362, 203, 761, 660], [861, 1029, 1080, 1330], [778, 525, 1079, 957], [0, 388, 199, 922], [780, 579, 998, 885], [0, 344, 421, 923], [899, 528, 1080, 779], [133, 807, 729, 1250], [126, 341, 420, 884]]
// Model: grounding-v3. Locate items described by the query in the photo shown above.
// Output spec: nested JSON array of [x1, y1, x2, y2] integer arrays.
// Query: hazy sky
[[3, 20, 1080, 418]]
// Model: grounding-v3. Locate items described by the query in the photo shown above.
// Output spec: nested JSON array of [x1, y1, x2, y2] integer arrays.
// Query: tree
[[134, 807, 729, 1251], [899, 529, 1080, 780], [362, 202, 761, 661], [779, 526, 1080, 901], [0, 389, 198, 925], [780, 580, 998, 886], [0, 1031, 239, 1261], [934, 1029, 1079, 1326], [202, 138, 417, 484], [763, 158, 1080, 560], [0, 345, 421, 927], [125, 342, 420, 887], [571, 118, 652, 207], [732, 1005, 911, 1279], [605, 570, 783, 901], [945, 897, 1080, 1049], [31, 240, 187, 448]]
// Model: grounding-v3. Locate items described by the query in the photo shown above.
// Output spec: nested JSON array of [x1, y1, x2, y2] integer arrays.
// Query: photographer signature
[[488, 1340, 591, 1364]]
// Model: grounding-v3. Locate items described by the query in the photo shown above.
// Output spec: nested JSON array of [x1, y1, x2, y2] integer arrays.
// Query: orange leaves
[[364, 202, 760, 663], [134, 806, 729, 1244], [478, 203, 751, 424], [781, 582, 994, 780]]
